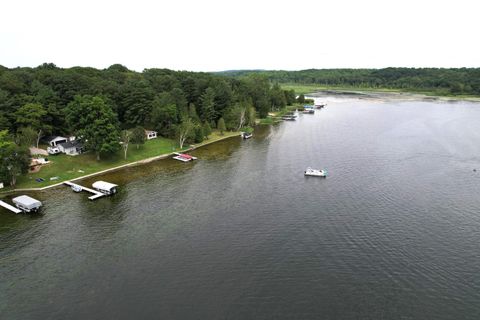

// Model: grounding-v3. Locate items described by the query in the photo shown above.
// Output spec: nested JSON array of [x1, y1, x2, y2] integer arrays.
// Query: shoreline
[[283, 85, 480, 102], [4, 132, 241, 194], [305, 89, 480, 102]]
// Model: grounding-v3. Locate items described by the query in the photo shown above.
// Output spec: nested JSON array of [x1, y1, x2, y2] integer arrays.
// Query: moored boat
[[304, 167, 327, 177], [241, 132, 253, 139], [71, 185, 83, 192], [173, 153, 198, 162], [302, 109, 315, 114], [302, 105, 315, 114]]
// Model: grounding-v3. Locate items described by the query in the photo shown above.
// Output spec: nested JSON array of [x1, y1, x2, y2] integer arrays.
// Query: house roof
[[47, 136, 68, 142], [59, 140, 83, 149]]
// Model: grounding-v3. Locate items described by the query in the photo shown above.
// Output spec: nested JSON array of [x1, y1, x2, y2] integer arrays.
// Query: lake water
[[1, 95, 480, 319]]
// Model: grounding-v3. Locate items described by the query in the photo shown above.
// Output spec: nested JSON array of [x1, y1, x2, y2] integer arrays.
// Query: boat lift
[[64, 181, 106, 200]]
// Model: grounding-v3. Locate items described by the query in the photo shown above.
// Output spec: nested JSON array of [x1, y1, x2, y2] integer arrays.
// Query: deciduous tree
[[15, 103, 50, 148], [217, 117, 226, 135], [131, 126, 146, 150], [65, 95, 120, 160]]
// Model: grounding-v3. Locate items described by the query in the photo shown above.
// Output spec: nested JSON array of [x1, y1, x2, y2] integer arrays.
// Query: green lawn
[[14, 131, 239, 189]]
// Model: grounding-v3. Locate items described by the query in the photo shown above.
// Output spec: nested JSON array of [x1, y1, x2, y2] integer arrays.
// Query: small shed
[[12, 195, 42, 213], [145, 130, 157, 140], [92, 181, 118, 195]]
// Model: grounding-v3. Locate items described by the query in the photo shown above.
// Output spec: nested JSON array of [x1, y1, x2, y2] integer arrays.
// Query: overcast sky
[[1, 0, 479, 71]]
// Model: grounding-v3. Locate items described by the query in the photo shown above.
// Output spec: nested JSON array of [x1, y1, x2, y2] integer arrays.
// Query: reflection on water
[[2, 97, 480, 319]]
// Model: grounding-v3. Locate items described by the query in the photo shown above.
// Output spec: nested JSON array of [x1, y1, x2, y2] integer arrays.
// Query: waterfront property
[[10, 131, 238, 190]]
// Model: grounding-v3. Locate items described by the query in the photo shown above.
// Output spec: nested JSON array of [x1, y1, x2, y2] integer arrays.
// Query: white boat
[[12, 195, 43, 213], [282, 114, 297, 121], [304, 167, 327, 177], [173, 153, 198, 162], [241, 132, 253, 139], [303, 105, 315, 114], [71, 185, 83, 192]]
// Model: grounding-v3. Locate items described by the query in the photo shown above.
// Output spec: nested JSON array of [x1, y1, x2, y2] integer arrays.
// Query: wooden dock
[[64, 181, 105, 200], [0, 200, 22, 214]]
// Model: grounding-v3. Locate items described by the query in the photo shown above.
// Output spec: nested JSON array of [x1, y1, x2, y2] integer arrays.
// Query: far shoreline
[[305, 89, 480, 103]]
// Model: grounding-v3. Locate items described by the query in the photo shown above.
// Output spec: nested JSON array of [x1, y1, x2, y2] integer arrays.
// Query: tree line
[[219, 68, 480, 96], [0, 63, 297, 186]]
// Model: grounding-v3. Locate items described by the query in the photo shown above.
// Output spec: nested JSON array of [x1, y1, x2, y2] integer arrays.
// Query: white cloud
[[1, 0, 479, 71]]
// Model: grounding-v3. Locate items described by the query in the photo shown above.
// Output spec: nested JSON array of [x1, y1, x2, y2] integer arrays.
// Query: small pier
[[0, 200, 22, 214], [64, 181, 105, 200]]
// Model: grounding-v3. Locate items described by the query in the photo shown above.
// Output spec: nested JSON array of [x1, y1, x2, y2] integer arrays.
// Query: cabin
[[58, 140, 84, 156], [145, 130, 157, 140], [12, 195, 42, 213], [92, 181, 118, 195]]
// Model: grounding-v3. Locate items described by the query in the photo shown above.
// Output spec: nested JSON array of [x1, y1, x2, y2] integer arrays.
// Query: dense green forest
[[219, 68, 480, 96], [0, 63, 296, 186]]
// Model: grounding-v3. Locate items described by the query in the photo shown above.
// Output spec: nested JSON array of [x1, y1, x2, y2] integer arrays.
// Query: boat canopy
[[92, 181, 118, 192], [12, 195, 42, 210]]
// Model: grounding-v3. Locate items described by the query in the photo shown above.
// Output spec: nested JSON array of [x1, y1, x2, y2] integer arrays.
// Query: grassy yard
[[13, 130, 239, 189]]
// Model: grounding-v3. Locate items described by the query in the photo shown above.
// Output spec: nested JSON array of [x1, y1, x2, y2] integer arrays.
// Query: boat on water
[[315, 103, 326, 109], [282, 115, 297, 121], [12, 195, 43, 213], [302, 109, 315, 114], [304, 167, 327, 177], [241, 132, 253, 139], [71, 185, 83, 192], [173, 153, 198, 162], [302, 105, 315, 114]]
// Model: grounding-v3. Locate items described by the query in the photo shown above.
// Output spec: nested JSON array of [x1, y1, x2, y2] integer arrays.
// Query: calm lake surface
[[1, 95, 480, 319]]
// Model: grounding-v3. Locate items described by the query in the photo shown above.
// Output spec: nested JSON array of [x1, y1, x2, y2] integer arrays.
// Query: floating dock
[[0, 200, 22, 214], [64, 181, 105, 200]]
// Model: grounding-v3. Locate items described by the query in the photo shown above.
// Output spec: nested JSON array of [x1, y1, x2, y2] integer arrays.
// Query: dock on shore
[[0, 200, 22, 214], [64, 181, 105, 200]]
